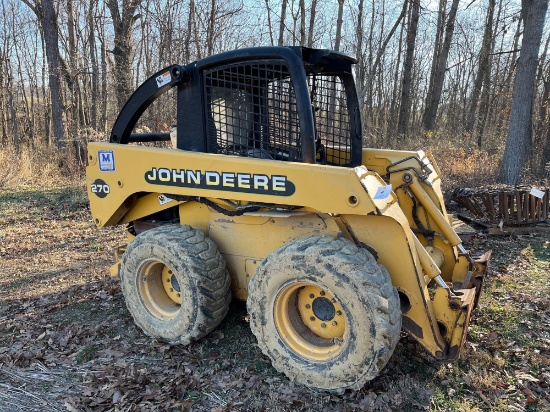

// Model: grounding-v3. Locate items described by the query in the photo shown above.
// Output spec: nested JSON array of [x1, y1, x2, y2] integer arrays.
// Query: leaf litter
[[0, 185, 549, 411]]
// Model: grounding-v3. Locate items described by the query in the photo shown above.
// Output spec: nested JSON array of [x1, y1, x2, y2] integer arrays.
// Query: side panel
[[86, 143, 381, 228], [214, 213, 339, 299], [178, 204, 341, 300]]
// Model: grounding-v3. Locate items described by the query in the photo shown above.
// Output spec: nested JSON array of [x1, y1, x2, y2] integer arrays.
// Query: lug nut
[[305, 304, 311, 309], [142, 276, 147, 282], [169, 288, 174, 292], [309, 294, 315, 299], [310, 316, 316, 321], [320, 291, 325, 296], [336, 311, 342, 316], [166, 278, 171, 283], [168, 270, 173, 274], [332, 321, 337, 326], [321, 323, 326, 328], [177, 293, 181, 298]]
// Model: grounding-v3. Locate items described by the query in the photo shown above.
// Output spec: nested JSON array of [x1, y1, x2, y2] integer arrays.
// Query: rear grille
[[203, 60, 351, 166], [308, 74, 351, 166]]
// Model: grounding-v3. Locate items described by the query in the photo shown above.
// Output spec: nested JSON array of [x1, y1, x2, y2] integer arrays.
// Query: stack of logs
[[451, 186, 549, 227]]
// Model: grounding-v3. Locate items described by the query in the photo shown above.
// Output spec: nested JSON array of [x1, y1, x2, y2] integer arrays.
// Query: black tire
[[247, 235, 401, 392], [120, 224, 231, 345]]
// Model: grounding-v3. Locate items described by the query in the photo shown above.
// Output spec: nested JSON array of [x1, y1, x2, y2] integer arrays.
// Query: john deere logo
[[145, 168, 295, 196]]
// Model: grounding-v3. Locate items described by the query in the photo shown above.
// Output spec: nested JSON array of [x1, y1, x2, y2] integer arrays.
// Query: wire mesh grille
[[203, 60, 351, 165], [308, 74, 351, 166]]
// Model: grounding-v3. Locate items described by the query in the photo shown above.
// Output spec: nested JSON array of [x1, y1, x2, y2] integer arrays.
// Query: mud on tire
[[121, 224, 231, 345], [247, 235, 401, 392]]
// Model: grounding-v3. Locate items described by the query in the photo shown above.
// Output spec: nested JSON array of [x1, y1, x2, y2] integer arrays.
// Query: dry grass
[[1, 137, 505, 192], [0, 144, 83, 189], [394, 133, 504, 189]]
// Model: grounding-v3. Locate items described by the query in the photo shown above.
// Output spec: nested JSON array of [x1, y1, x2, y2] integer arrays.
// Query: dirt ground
[[0, 185, 549, 411]]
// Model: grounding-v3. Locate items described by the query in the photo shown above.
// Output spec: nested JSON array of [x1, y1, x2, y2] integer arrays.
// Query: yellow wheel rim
[[274, 282, 346, 361], [137, 260, 181, 320]]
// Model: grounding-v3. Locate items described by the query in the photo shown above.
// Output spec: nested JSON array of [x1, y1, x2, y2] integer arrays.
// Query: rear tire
[[247, 235, 401, 391], [120, 224, 231, 345]]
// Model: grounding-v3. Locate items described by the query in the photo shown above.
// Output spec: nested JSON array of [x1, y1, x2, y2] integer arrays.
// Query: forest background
[[0, 0, 549, 188], [0, 2, 550, 410]]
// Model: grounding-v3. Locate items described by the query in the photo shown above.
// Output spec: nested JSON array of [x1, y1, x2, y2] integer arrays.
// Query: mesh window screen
[[204, 60, 351, 166], [308, 74, 351, 166]]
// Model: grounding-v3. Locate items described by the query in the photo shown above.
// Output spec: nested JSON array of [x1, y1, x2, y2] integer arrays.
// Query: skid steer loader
[[86, 46, 490, 391]]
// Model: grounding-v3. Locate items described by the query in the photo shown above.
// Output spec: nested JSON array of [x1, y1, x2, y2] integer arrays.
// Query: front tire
[[247, 235, 401, 391], [120, 224, 231, 345]]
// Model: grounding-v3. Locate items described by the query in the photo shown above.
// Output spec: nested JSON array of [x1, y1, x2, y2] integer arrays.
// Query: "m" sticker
[[98, 150, 115, 172]]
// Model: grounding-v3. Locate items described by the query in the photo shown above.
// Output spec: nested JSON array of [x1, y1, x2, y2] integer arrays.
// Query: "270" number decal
[[91, 179, 110, 198]]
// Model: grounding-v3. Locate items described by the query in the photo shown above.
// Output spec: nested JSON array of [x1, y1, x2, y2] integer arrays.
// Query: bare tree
[[0, 47, 5, 144], [265, 0, 275, 46], [498, 0, 549, 184], [206, 0, 217, 55], [41, 1, 63, 146], [466, 0, 495, 145], [397, 0, 419, 136], [307, 0, 317, 47], [22, 0, 66, 149], [422, 0, 459, 131], [278, 0, 288, 46], [0, 0, 548, 179], [299, 0, 306, 46], [88, 0, 99, 130], [106, 0, 142, 110], [334, 0, 344, 51]]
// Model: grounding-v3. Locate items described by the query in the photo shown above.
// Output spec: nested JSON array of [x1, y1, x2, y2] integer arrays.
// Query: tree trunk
[[497, 0, 549, 184], [99, 16, 108, 133], [206, 0, 217, 55], [534, 33, 550, 147], [355, 0, 364, 89], [185, 0, 196, 59], [299, 0, 306, 46], [0, 48, 6, 144], [422, 0, 459, 131], [360, 0, 408, 104], [307, 0, 317, 48], [397, 0, 419, 136], [334, 0, 344, 51], [424, 0, 447, 124], [265, 0, 275, 46], [466, 0, 495, 140], [88, 0, 99, 130], [388, 8, 406, 136], [66, 0, 80, 141], [106, 0, 141, 110], [542, 118, 550, 176], [40, 0, 66, 149], [6, 59, 19, 152], [278, 0, 288, 46], [495, 13, 523, 137]]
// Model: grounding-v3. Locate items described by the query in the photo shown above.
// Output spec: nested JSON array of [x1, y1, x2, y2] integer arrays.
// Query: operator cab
[[109, 47, 363, 168]]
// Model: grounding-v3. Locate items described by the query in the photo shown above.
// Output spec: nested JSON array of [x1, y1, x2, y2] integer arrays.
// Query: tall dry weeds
[[394, 133, 504, 189], [1, 136, 507, 190], [0, 144, 83, 189]]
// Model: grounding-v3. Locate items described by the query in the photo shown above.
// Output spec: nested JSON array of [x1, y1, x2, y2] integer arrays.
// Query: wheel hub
[[162, 267, 182, 304], [274, 282, 346, 360], [137, 260, 181, 320], [312, 296, 335, 321]]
